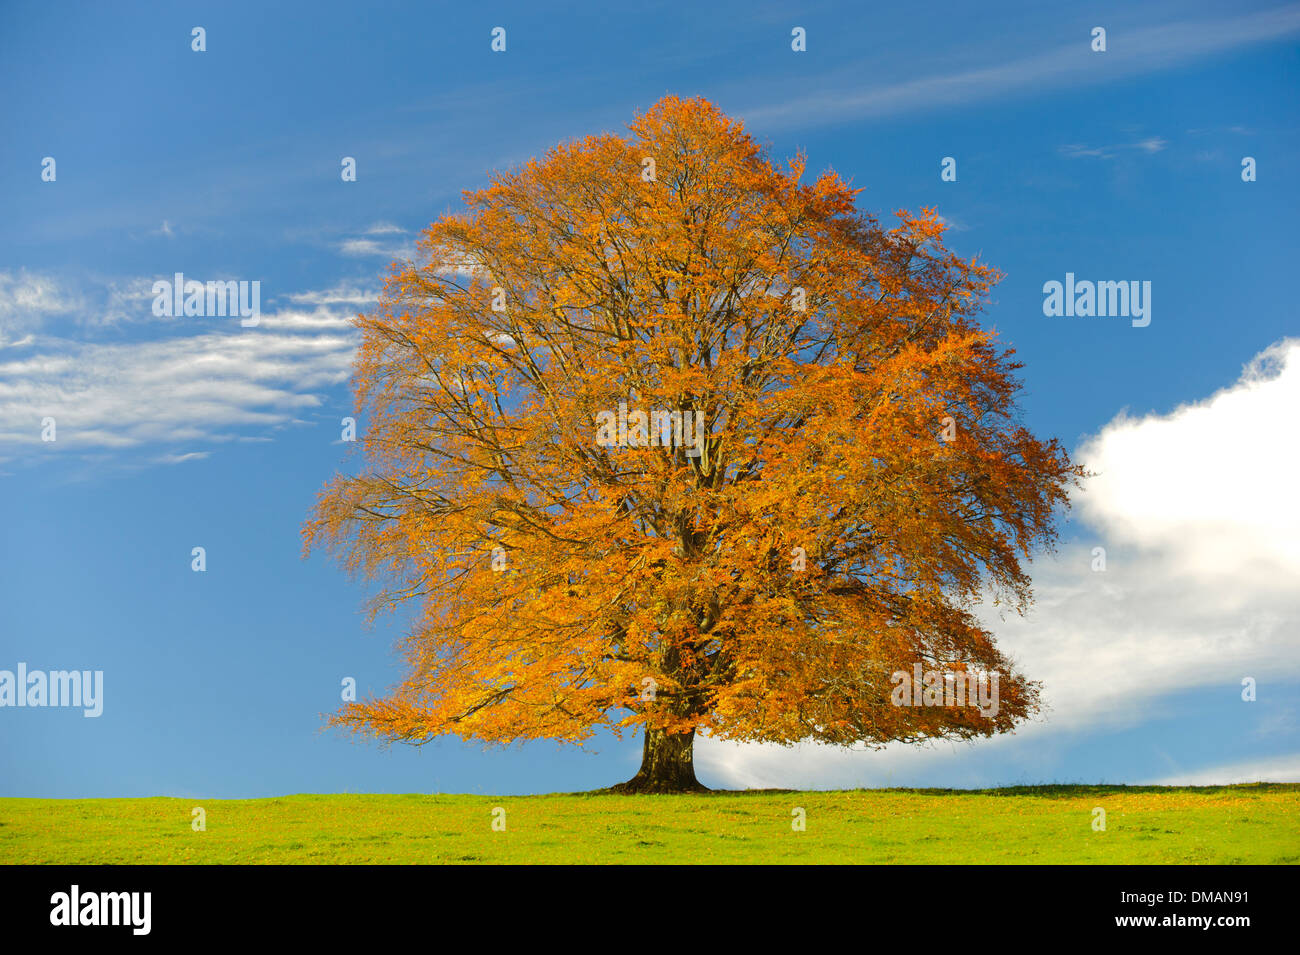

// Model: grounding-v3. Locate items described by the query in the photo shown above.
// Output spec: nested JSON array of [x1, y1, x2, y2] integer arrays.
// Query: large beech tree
[[306, 96, 1081, 792]]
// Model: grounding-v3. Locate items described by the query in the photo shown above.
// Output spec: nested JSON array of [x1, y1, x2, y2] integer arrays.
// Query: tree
[[305, 96, 1082, 793]]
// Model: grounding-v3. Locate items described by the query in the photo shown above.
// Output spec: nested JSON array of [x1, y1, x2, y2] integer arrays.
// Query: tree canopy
[[305, 96, 1081, 790]]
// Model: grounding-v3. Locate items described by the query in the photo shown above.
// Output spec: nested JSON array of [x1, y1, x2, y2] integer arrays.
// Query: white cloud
[[339, 238, 385, 256], [0, 283, 360, 456], [256, 306, 358, 330], [701, 338, 1300, 789], [1, 271, 241, 332], [99, 277, 158, 326], [1076, 338, 1300, 584], [1147, 753, 1300, 786], [0, 270, 80, 319], [0, 271, 84, 344], [339, 236, 417, 260], [284, 284, 378, 307], [332, 223, 416, 259]]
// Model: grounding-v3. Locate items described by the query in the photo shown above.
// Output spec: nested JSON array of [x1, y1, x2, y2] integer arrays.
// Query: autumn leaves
[[304, 96, 1081, 789]]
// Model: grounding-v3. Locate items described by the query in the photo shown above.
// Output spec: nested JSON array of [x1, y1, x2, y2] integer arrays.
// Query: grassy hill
[[2, 783, 1296, 864]]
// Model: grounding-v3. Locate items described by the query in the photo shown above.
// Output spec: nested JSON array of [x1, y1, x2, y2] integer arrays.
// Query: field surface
[[2, 784, 1296, 864]]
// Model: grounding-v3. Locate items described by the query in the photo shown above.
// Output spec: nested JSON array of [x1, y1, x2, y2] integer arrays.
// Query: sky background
[[1, 0, 1297, 797]]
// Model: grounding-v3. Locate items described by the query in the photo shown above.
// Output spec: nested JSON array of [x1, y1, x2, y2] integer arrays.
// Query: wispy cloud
[[1060, 144, 1112, 159], [154, 451, 210, 465], [741, 6, 1300, 129], [256, 307, 358, 330], [0, 280, 363, 461], [284, 284, 379, 307], [0, 327, 355, 454], [100, 277, 158, 326], [338, 223, 418, 260], [1060, 136, 1168, 160], [0, 270, 84, 343]]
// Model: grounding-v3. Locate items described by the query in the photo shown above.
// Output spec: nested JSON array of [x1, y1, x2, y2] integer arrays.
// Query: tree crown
[[305, 95, 1081, 750]]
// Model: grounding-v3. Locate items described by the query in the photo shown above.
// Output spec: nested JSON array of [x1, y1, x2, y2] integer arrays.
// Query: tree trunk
[[609, 726, 709, 793]]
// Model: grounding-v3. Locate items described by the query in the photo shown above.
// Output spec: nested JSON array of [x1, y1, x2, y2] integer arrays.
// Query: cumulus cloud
[[1075, 338, 1299, 585], [700, 338, 1300, 788]]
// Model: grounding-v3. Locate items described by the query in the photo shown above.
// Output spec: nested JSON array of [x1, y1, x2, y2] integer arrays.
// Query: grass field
[[2, 783, 1297, 864]]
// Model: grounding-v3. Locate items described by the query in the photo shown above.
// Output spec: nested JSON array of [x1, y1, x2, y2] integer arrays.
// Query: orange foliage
[[305, 96, 1082, 752]]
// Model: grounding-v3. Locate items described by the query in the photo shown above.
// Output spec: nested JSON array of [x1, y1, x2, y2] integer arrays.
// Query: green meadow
[[2, 784, 1296, 864]]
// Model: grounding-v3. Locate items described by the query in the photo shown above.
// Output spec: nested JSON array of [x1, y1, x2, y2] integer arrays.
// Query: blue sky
[[2, 0, 1297, 797]]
